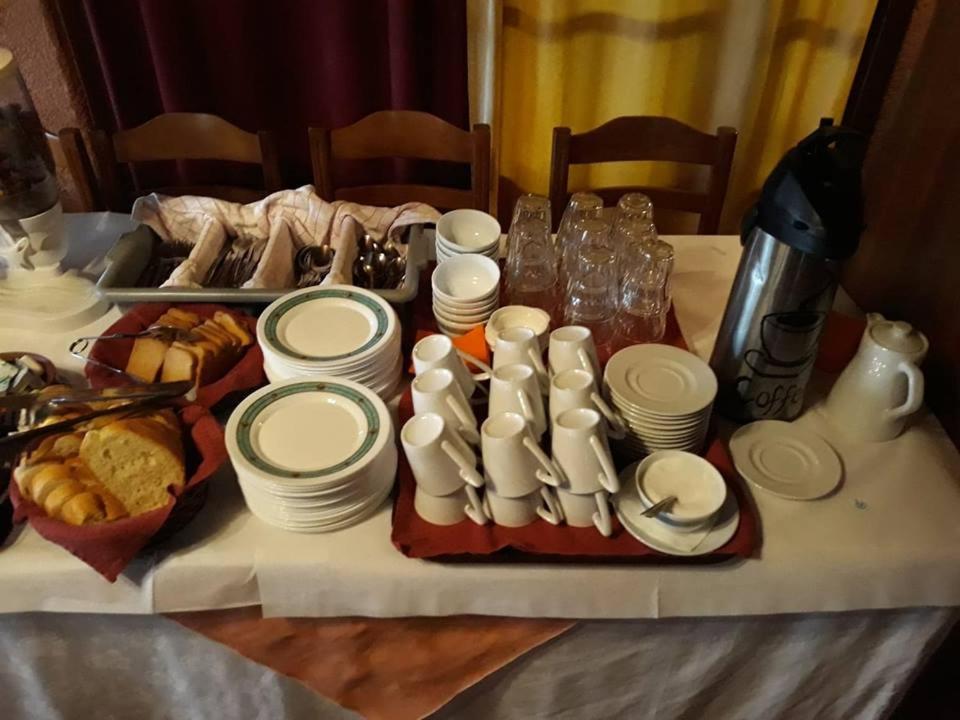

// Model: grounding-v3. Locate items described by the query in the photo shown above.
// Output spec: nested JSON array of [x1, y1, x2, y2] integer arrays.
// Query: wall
[[0, 0, 91, 210]]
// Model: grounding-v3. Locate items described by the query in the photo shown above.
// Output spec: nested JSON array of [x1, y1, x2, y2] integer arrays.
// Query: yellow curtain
[[496, 0, 876, 232]]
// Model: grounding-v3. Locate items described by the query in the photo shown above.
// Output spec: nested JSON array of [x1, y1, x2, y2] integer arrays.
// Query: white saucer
[[728, 420, 842, 500], [613, 461, 740, 556], [605, 344, 717, 417]]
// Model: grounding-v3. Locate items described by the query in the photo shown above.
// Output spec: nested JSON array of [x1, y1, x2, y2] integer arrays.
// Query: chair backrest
[[45, 128, 101, 211], [310, 111, 491, 212], [548, 116, 737, 233], [90, 112, 283, 211]]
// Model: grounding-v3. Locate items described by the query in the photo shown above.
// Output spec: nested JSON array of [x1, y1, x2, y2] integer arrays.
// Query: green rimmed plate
[[226, 377, 392, 484], [257, 285, 395, 364]]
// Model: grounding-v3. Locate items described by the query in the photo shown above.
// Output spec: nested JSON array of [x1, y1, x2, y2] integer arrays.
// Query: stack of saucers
[[226, 378, 397, 533], [603, 344, 717, 458], [435, 209, 501, 263], [257, 285, 402, 399], [431, 254, 501, 337]]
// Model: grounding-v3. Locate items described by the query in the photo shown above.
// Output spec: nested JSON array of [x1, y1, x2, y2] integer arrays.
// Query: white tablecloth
[[1, 215, 959, 621]]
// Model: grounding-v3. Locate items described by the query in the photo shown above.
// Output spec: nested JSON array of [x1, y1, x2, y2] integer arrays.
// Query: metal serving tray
[[95, 223, 427, 305]]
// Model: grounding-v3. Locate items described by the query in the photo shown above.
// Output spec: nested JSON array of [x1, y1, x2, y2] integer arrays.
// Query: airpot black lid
[[751, 118, 866, 260]]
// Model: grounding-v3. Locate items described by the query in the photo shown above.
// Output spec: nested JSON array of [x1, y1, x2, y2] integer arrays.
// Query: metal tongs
[[69, 324, 197, 384]]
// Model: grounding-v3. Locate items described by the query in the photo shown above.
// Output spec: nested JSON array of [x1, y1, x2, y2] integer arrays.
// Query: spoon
[[641, 495, 677, 517]]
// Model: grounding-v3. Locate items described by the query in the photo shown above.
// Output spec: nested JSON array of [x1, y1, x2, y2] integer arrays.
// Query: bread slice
[[126, 336, 169, 382], [26, 432, 84, 464], [213, 311, 253, 347], [160, 343, 199, 384], [79, 414, 185, 515], [159, 308, 201, 328]]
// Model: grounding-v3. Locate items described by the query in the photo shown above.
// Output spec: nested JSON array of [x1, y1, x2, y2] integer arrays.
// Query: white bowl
[[433, 303, 494, 326], [431, 254, 501, 304], [433, 294, 499, 315], [436, 209, 501, 252], [485, 305, 551, 351], [634, 450, 726, 529], [436, 315, 483, 334]]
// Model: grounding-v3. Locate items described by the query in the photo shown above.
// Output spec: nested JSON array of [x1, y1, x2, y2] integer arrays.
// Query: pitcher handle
[[588, 435, 620, 493], [522, 435, 562, 487], [441, 439, 484, 488], [590, 391, 627, 439], [886, 361, 924, 421]]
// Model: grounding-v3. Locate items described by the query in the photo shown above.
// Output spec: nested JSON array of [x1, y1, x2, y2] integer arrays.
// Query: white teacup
[[488, 363, 548, 438], [551, 408, 620, 494], [555, 487, 613, 537], [493, 326, 548, 392], [481, 412, 561, 497], [415, 485, 487, 526], [412, 333, 492, 399], [482, 486, 563, 527], [411, 367, 480, 445], [550, 368, 626, 439], [549, 325, 600, 377], [401, 413, 483, 496]]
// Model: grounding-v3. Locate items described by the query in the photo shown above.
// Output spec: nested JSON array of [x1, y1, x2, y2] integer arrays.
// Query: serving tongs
[[69, 324, 198, 384]]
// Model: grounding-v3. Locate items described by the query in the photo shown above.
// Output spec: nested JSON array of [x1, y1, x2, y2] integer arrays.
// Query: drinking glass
[[505, 219, 559, 312], [507, 194, 552, 263], [560, 217, 613, 288], [618, 239, 674, 344], [556, 192, 603, 271], [563, 245, 619, 346], [612, 217, 658, 266], [616, 192, 654, 222]]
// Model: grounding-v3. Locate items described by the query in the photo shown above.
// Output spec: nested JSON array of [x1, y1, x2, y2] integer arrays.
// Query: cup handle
[[464, 485, 489, 525], [522, 435, 562, 487], [457, 349, 493, 382], [591, 391, 627, 439], [526, 349, 550, 391], [444, 395, 480, 444], [592, 490, 612, 537], [588, 435, 620, 493], [440, 439, 484, 488], [515, 388, 538, 426], [885, 361, 924, 421], [577, 347, 595, 374], [536, 487, 563, 525]]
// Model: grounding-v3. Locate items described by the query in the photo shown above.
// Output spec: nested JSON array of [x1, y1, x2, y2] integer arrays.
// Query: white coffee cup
[[411, 367, 480, 445], [551, 407, 620, 494], [555, 487, 613, 537], [481, 412, 561, 497], [412, 333, 492, 398], [493, 326, 548, 393], [415, 485, 487, 526], [482, 485, 563, 527], [488, 363, 547, 438], [549, 325, 600, 377], [550, 368, 626, 439], [401, 413, 483, 495]]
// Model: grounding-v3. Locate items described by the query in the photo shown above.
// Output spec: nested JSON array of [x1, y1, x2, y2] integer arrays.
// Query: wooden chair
[[310, 111, 491, 212], [548, 116, 737, 233], [89, 113, 283, 211], [45, 128, 101, 211]]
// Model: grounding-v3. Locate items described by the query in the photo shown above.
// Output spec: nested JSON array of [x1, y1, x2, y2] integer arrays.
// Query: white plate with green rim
[[257, 285, 398, 367], [226, 377, 393, 488]]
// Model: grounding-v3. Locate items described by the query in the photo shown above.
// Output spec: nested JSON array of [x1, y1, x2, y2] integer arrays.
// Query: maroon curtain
[[67, 0, 469, 189]]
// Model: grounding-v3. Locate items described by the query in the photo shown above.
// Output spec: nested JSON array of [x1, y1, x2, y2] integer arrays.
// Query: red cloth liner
[[85, 303, 265, 409], [9, 404, 227, 582]]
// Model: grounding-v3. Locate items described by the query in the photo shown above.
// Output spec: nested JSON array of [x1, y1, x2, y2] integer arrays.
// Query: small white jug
[[824, 313, 928, 442]]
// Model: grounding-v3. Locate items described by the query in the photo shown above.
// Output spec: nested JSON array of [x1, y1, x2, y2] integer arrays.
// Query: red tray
[[391, 272, 759, 564]]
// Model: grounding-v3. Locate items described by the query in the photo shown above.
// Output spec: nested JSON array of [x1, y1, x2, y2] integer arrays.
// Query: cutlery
[[641, 495, 677, 517]]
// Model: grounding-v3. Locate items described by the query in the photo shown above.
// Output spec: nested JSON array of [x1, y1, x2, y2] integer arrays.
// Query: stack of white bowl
[[256, 285, 402, 400], [603, 344, 717, 458], [431, 254, 501, 337], [226, 377, 397, 533], [435, 209, 501, 263]]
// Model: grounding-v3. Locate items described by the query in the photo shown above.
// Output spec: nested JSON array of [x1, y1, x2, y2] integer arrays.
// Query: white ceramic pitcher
[[824, 313, 928, 442]]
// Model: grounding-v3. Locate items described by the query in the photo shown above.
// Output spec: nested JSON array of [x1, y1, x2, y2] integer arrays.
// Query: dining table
[[1, 212, 958, 720]]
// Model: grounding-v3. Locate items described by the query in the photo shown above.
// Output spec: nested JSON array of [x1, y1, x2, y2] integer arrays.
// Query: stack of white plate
[[603, 344, 717, 458], [431, 254, 501, 337], [226, 378, 397, 533], [257, 285, 402, 400], [435, 209, 501, 263]]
